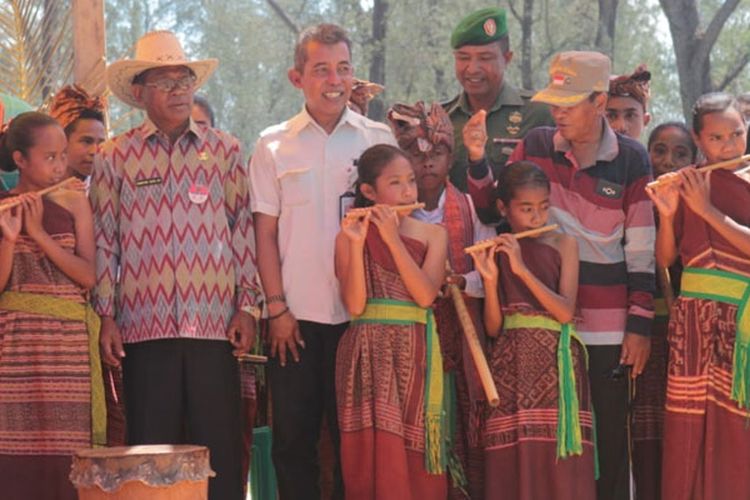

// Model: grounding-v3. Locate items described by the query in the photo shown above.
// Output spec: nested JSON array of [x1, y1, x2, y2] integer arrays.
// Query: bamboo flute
[[0, 177, 77, 213], [344, 202, 425, 219], [463, 224, 560, 255], [237, 353, 268, 364], [445, 264, 500, 407], [646, 154, 750, 189]]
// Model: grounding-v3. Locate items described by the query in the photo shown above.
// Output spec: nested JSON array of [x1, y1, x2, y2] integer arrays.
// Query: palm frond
[[0, 0, 74, 107]]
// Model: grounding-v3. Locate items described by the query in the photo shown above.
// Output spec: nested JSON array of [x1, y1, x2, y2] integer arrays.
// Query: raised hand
[[470, 244, 499, 283], [495, 234, 526, 276], [0, 204, 23, 242], [646, 172, 681, 219], [462, 110, 488, 162], [341, 211, 370, 244], [369, 205, 401, 246]]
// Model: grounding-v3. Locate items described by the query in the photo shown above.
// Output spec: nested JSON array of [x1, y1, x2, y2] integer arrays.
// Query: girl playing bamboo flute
[[335, 144, 449, 500], [0, 112, 100, 500], [471, 161, 596, 500], [646, 92, 750, 500], [388, 101, 496, 500]]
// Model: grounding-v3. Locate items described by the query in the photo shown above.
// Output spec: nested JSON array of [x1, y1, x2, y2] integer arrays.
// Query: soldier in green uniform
[[444, 7, 553, 192]]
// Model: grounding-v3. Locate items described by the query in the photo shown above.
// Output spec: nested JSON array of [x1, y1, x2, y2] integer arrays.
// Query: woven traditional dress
[[484, 237, 596, 500], [0, 196, 94, 500], [662, 168, 750, 499], [336, 227, 447, 500]]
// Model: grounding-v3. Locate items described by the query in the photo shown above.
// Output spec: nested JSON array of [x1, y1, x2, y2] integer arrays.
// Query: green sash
[[503, 313, 586, 459], [0, 291, 106, 446], [680, 267, 750, 409], [353, 298, 447, 474]]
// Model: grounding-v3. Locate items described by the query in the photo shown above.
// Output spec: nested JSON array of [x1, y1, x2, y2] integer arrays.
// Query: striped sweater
[[471, 123, 655, 345]]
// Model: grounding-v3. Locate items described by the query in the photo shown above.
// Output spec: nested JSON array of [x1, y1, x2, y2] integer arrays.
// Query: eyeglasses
[[143, 74, 197, 93]]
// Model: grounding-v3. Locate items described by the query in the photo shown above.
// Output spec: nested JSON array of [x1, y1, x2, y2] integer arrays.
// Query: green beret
[[451, 8, 508, 49]]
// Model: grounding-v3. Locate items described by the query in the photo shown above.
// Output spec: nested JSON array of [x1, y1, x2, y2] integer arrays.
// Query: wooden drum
[[70, 444, 215, 500]]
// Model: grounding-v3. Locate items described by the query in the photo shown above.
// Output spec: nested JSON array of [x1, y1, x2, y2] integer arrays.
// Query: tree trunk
[[659, 0, 744, 122], [368, 0, 388, 121], [520, 0, 534, 89], [594, 0, 618, 59]]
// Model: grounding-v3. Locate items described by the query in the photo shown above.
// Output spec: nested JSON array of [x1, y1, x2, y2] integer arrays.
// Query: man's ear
[[288, 68, 303, 89], [503, 50, 514, 65], [496, 198, 507, 217], [643, 112, 652, 128], [131, 84, 144, 106]]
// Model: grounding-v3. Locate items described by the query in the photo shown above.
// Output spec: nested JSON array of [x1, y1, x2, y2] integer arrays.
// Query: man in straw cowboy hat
[[468, 51, 656, 500], [91, 30, 261, 500]]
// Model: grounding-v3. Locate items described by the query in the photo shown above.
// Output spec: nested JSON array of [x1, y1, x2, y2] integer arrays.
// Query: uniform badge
[[595, 178, 623, 199], [509, 111, 523, 124], [135, 176, 162, 187], [198, 151, 209, 161], [483, 19, 496, 37], [506, 125, 520, 135], [188, 183, 209, 204]]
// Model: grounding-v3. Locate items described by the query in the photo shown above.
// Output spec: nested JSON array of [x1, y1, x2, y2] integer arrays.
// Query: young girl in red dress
[[647, 92, 750, 500], [335, 144, 449, 500], [472, 161, 596, 500]]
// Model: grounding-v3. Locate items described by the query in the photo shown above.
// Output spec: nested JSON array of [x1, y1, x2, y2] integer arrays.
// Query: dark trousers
[[269, 321, 347, 500], [588, 345, 631, 500], [122, 338, 243, 500]]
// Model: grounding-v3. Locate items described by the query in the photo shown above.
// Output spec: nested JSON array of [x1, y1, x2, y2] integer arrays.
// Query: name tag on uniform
[[595, 178, 623, 199], [135, 176, 162, 187]]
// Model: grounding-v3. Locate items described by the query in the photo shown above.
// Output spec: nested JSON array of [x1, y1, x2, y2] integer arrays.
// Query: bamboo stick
[[445, 264, 500, 407], [463, 224, 560, 254], [344, 202, 425, 219], [0, 177, 77, 213], [646, 154, 750, 189]]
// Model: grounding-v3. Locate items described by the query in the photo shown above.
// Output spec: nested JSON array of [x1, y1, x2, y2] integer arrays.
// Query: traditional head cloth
[[348, 79, 385, 116], [48, 84, 105, 130], [387, 101, 454, 156], [609, 64, 651, 110]]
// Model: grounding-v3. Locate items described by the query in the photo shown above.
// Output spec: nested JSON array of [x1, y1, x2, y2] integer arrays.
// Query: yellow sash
[[0, 291, 106, 446]]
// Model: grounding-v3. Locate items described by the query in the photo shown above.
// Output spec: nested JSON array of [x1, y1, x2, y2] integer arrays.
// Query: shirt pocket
[[278, 167, 313, 207]]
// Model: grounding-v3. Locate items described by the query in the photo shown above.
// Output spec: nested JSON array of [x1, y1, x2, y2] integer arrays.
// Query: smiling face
[[454, 41, 512, 107], [289, 40, 354, 132], [66, 118, 106, 178], [132, 66, 195, 132], [497, 184, 551, 233], [693, 107, 748, 164], [606, 95, 650, 139]]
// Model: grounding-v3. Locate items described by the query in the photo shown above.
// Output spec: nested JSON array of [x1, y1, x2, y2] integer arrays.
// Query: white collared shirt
[[249, 107, 396, 324], [412, 189, 496, 297]]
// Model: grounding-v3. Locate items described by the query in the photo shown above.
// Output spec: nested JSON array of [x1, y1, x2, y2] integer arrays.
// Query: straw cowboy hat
[[107, 30, 218, 109]]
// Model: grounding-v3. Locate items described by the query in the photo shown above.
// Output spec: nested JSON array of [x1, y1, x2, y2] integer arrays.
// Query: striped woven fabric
[[0, 197, 91, 455]]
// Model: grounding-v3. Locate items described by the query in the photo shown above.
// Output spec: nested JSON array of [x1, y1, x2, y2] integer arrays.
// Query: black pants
[[122, 338, 243, 500], [268, 321, 347, 500], [588, 345, 631, 500]]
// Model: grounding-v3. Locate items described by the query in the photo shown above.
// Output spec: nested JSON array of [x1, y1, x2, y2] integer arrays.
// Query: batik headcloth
[[609, 64, 651, 110], [49, 85, 105, 130], [387, 101, 454, 156]]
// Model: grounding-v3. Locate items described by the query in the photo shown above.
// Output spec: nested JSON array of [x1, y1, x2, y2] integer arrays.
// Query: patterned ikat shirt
[[91, 119, 260, 344]]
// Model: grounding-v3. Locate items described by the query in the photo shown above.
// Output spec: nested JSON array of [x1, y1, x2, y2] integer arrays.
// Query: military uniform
[[443, 84, 553, 191]]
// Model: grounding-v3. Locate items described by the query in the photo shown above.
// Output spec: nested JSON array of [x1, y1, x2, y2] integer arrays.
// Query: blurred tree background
[[5, 0, 747, 151]]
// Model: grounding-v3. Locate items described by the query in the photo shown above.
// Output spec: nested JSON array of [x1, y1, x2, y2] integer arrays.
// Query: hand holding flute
[[0, 177, 82, 213], [464, 224, 559, 255]]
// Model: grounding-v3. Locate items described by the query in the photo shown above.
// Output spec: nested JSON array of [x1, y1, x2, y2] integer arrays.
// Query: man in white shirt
[[249, 23, 395, 500]]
